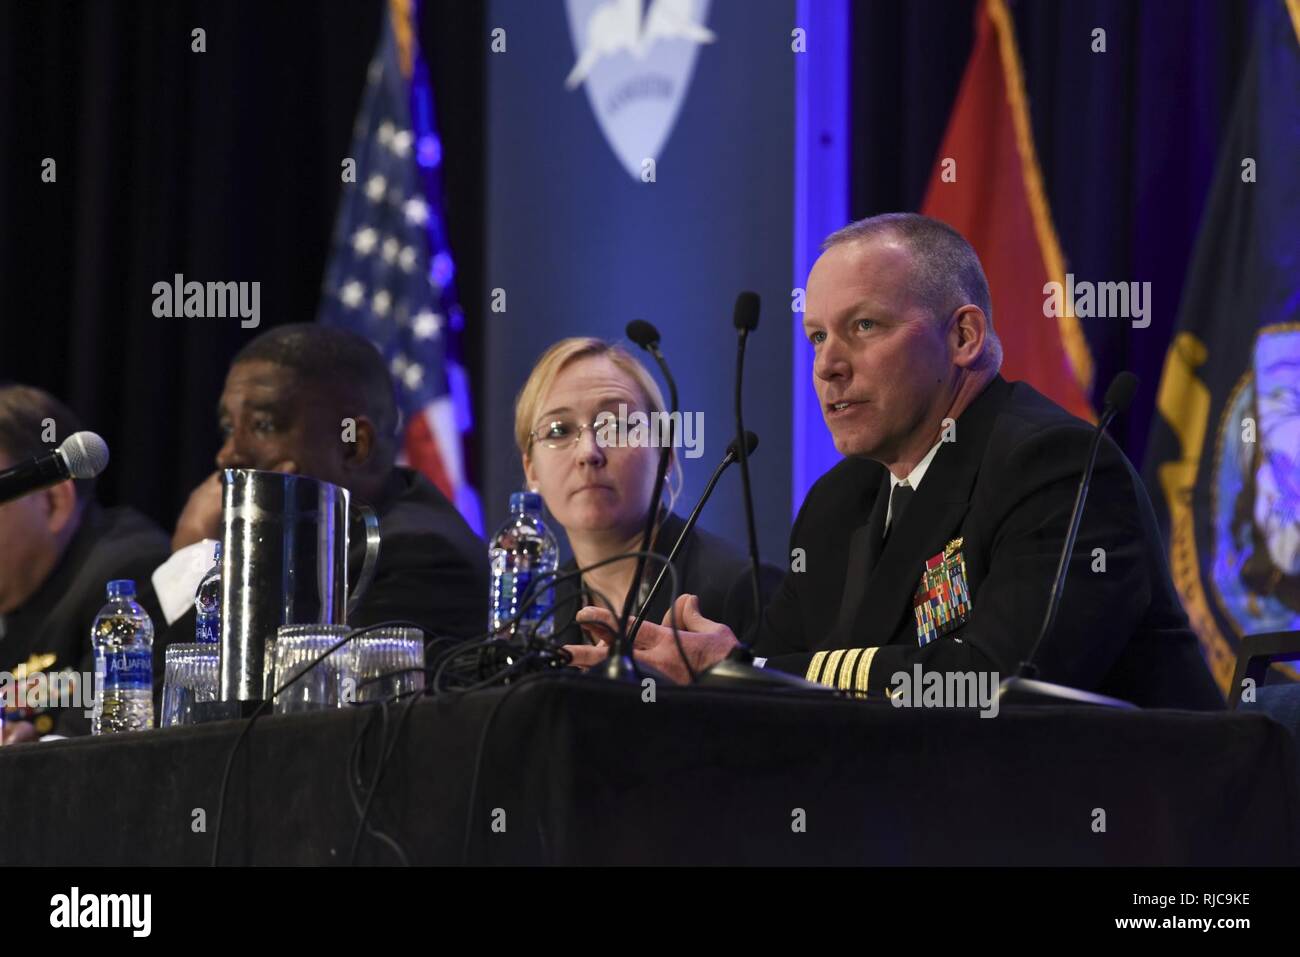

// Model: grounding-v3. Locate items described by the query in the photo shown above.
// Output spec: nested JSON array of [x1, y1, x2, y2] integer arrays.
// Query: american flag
[[318, 0, 481, 532]]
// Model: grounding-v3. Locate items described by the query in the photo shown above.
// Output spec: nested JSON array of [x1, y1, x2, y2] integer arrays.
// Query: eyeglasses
[[528, 417, 603, 450], [528, 410, 640, 451]]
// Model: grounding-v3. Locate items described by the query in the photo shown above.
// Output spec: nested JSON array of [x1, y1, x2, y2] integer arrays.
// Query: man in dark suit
[[0, 385, 170, 743], [569, 213, 1222, 710], [155, 324, 488, 644]]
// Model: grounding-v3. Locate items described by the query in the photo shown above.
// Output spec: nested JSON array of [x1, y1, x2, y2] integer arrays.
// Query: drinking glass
[[160, 643, 219, 727], [271, 624, 354, 715], [351, 627, 425, 704]]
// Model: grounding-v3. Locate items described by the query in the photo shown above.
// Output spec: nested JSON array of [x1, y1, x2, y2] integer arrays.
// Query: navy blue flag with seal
[[1143, 0, 1300, 694]]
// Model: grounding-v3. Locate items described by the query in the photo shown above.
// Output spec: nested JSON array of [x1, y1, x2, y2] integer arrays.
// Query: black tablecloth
[[2, 673, 1297, 865]]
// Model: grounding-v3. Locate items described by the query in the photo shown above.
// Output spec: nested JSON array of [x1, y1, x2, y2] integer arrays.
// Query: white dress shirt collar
[[886, 439, 944, 527]]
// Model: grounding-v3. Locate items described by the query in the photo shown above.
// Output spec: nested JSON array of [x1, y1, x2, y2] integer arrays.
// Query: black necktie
[[886, 482, 914, 542]]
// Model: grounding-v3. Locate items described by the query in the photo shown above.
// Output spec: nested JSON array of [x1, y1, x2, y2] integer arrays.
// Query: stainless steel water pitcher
[[218, 469, 381, 702]]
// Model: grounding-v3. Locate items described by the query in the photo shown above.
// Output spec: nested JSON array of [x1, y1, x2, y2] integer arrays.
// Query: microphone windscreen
[[59, 431, 110, 479], [726, 430, 760, 458], [626, 320, 661, 350], [1104, 371, 1138, 414], [732, 292, 760, 332]]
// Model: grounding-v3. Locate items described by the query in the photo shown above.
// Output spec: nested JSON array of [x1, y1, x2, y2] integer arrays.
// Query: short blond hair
[[514, 337, 681, 509]]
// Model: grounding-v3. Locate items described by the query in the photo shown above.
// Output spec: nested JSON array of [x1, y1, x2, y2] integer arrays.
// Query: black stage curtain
[[0, 0, 485, 529]]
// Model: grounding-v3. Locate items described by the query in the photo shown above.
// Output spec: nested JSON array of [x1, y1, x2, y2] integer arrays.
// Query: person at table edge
[[0, 385, 170, 744]]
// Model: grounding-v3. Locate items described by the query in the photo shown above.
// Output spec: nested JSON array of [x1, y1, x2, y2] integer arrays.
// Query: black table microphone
[[626, 431, 759, 644], [0, 431, 109, 505], [998, 371, 1141, 708]]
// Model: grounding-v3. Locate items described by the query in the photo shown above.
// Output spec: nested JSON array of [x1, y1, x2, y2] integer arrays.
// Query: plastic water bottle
[[90, 580, 155, 734], [489, 492, 558, 639], [195, 540, 222, 644]]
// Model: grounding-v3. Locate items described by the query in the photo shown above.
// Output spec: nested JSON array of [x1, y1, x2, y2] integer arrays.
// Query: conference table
[[1, 672, 1296, 865]]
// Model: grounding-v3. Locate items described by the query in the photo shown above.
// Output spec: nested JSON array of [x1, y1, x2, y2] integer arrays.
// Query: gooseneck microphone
[[0, 431, 110, 505], [731, 292, 763, 638], [626, 431, 759, 644], [694, 295, 825, 692], [999, 371, 1141, 708], [611, 318, 680, 681]]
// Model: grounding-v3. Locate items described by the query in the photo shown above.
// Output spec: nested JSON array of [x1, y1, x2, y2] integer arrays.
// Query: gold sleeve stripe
[[838, 648, 863, 691], [805, 651, 829, 684], [821, 650, 847, 688], [855, 647, 878, 696]]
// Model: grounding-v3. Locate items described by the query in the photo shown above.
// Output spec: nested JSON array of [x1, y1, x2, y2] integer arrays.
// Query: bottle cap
[[510, 491, 543, 514], [107, 579, 136, 598]]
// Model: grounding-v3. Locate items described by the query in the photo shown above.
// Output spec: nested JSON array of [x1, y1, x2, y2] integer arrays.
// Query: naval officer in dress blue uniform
[[566, 213, 1222, 710]]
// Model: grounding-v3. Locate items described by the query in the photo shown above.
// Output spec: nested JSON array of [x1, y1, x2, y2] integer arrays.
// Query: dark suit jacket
[[551, 511, 784, 645], [347, 467, 489, 639], [752, 375, 1223, 710], [0, 503, 170, 736]]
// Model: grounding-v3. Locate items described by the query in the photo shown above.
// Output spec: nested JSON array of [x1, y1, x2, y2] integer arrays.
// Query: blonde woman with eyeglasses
[[514, 337, 779, 649]]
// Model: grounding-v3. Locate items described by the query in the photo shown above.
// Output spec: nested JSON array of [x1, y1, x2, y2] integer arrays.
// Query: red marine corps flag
[[921, 0, 1094, 421]]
